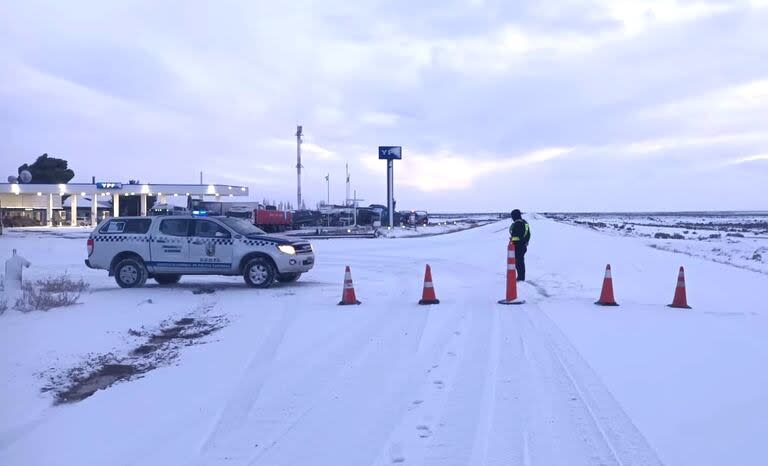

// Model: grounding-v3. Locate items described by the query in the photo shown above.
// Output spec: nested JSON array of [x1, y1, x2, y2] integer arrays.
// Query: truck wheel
[[154, 274, 182, 285], [243, 257, 276, 288], [277, 273, 301, 283], [114, 258, 148, 288]]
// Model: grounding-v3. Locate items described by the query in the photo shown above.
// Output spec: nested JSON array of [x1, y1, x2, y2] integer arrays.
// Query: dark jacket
[[509, 219, 531, 245]]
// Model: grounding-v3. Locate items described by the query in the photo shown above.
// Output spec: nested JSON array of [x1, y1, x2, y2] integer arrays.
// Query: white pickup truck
[[85, 216, 314, 288]]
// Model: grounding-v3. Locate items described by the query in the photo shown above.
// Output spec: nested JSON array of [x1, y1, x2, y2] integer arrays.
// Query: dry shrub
[[13, 274, 88, 312], [35, 274, 89, 294]]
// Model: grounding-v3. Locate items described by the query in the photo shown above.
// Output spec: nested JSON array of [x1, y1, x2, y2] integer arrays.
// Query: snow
[[377, 219, 495, 238], [547, 212, 768, 275], [1, 215, 766, 465]]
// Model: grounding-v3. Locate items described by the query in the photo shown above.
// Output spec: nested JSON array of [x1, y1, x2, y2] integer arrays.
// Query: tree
[[18, 154, 75, 184]]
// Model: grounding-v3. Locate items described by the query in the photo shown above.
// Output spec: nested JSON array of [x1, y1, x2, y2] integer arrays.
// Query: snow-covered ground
[[1, 215, 766, 466], [377, 219, 496, 238], [546, 212, 768, 275]]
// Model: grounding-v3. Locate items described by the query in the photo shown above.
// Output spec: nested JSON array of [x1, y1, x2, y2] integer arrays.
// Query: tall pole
[[326, 173, 330, 205], [345, 163, 350, 206], [387, 159, 394, 227], [296, 125, 303, 209]]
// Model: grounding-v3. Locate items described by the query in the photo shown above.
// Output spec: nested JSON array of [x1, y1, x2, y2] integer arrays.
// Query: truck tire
[[114, 258, 148, 288], [277, 272, 301, 283], [243, 257, 276, 288], [154, 274, 182, 285]]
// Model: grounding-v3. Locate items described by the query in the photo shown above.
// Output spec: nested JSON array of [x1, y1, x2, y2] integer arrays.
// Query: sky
[[2, 0, 767, 212]]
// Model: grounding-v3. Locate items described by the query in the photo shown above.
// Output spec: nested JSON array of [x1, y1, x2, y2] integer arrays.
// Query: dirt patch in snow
[[44, 307, 227, 404]]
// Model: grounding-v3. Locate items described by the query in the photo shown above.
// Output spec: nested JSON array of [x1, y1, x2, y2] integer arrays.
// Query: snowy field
[[545, 212, 768, 275], [1, 215, 766, 466], [378, 218, 497, 238]]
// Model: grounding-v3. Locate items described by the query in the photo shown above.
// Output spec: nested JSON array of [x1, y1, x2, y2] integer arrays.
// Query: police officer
[[508, 209, 531, 281]]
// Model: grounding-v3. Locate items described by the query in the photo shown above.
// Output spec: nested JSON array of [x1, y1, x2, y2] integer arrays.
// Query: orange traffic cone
[[498, 241, 525, 305], [668, 266, 691, 309], [418, 264, 440, 305], [595, 264, 619, 306], [338, 266, 361, 305]]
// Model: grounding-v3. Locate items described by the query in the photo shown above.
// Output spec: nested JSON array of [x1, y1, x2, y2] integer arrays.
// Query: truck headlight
[[278, 244, 296, 255]]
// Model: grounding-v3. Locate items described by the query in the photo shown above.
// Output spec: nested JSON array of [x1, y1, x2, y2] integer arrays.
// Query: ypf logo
[[378, 146, 402, 160]]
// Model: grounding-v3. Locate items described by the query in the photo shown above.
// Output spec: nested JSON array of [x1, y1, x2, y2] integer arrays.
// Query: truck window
[[159, 219, 190, 237], [99, 219, 151, 234], [193, 220, 231, 238]]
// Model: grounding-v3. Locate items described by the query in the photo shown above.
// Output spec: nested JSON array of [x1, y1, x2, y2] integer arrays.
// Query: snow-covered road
[[1, 216, 766, 465]]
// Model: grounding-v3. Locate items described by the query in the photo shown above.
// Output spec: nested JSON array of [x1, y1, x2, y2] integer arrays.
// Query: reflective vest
[[509, 219, 530, 243]]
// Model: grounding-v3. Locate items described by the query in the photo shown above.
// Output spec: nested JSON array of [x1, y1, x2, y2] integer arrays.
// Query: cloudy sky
[[2, 0, 767, 212]]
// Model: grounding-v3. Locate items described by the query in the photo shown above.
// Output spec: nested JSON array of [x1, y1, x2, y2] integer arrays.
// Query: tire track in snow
[[196, 304, 412, 464], [525, 307, 666, 466], [466, 306, 501, 466], [197, 305, 300, 458], [243, 308, 422, 465], [246, 303, 454, 466], [418, 303, 498, 466], [482, 304, 665, 466], [368, 303, 474, 466]]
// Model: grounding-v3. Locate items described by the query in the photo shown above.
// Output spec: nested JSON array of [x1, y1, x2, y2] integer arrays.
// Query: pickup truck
[[85, 215, 314, 288]]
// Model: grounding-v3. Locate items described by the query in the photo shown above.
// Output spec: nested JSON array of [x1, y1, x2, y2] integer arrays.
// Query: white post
[[70, 194, 78, 226], [140, 194, 148, 216], [91, 195, 98, 226], [4, 249, 31, 301], [47, 194, 54, 226], [113, 193, 120, 217]]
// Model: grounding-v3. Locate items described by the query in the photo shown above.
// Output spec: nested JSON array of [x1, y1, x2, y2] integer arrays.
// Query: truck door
[[188, 219, 235, 272], [150, 218, 191, 270]]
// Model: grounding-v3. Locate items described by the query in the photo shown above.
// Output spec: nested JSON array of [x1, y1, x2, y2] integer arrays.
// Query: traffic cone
[[338, 266, 361, 305], [668, 266, 691, 309], [498, 241, 525, 305], [418, 264, 440, 305], [595, 264, 619, 306]]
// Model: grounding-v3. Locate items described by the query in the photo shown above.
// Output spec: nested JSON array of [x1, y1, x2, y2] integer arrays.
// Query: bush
[[0, 298, 7, 315], [35, 274, 89, 294], [13, 274, 88, 312]]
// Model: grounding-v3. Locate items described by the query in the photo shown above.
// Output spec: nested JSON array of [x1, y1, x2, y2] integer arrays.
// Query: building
[[0, 182, 249, 227]]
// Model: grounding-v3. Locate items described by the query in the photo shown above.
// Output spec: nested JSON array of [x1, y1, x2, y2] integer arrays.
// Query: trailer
[[254, 207, 293, 232]]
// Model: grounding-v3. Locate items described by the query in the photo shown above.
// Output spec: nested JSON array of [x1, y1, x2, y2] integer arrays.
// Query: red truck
[[254, 207, 293, 232]]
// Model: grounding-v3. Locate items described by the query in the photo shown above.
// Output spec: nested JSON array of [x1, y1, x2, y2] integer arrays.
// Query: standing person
[[508, 209, 531, 281]]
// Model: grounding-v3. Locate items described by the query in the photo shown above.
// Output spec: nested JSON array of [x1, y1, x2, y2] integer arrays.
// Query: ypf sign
[[378, 146, 402, 160], [378, 146, 402, 226]]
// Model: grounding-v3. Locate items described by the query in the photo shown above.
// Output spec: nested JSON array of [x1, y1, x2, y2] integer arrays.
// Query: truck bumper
[[84, 259, 95, 269], [275, 253, 315, 273]]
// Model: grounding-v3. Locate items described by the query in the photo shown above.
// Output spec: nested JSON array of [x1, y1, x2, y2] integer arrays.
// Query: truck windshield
[[219, 217, 266, 236]]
